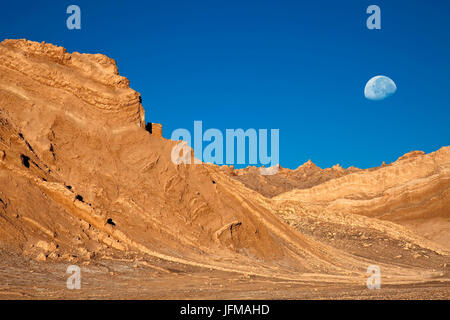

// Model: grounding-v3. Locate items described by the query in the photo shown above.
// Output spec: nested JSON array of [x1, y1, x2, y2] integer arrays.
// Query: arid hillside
[[0, 39, 448, 299], [223, 148, 450, 247]]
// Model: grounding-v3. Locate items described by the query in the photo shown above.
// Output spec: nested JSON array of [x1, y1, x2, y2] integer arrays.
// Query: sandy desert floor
[[1, 252, 448, 300]]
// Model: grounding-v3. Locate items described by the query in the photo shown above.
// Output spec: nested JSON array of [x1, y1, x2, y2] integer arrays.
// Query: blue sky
[[1, 0, 449, 169]]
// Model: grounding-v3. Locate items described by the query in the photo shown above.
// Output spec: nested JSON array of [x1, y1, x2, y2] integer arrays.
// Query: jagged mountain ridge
[[221, 160, 361, 198]]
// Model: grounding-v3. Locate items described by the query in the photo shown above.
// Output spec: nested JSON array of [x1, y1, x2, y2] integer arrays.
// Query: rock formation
[[0, 39, 448, 298], [224, 160, 361, 198], [145, 122, 163, 138], [273, 146, 450, 247]]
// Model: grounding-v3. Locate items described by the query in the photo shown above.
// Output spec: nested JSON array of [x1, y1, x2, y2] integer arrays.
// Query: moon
[[364, 75, 397, 100]]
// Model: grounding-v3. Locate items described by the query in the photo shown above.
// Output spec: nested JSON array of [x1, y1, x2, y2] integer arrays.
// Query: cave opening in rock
[[20, 154, 30, 168]]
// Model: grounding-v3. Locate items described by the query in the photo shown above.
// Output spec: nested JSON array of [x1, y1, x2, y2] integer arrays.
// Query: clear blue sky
[[1, 0, 449, 169]]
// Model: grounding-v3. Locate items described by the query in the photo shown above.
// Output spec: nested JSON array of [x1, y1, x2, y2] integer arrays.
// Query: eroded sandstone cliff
[[0, 40, 448, 295]]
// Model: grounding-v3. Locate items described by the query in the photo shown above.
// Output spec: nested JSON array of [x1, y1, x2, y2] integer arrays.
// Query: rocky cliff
[[0, 40, 448, 296]]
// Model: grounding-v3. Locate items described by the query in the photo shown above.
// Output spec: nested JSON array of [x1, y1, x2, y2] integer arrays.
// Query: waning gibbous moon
[[364, 75, 397, 100]]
